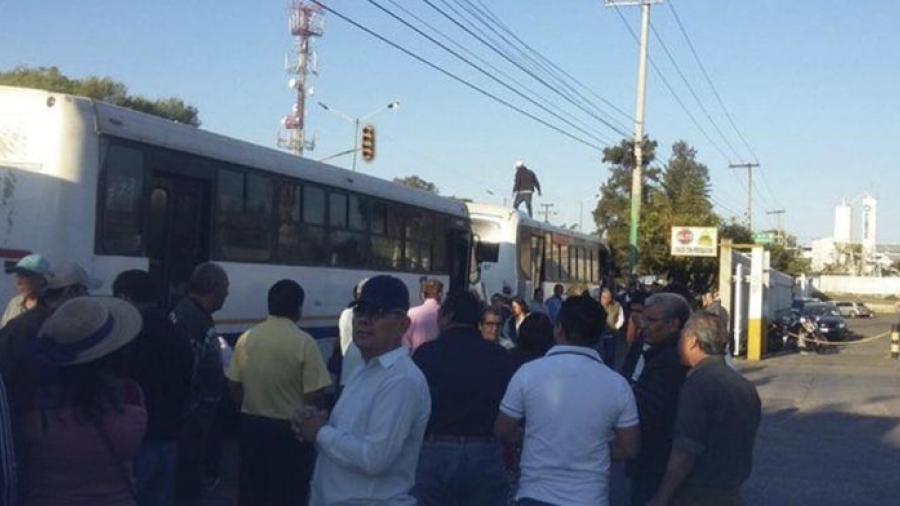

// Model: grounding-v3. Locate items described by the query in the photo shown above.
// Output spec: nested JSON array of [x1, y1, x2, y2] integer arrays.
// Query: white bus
[[0, 85, 472, 344], [467, 202, 612, 300]]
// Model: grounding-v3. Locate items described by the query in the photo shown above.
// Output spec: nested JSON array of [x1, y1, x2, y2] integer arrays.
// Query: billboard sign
[[670, 226, 718, 257]]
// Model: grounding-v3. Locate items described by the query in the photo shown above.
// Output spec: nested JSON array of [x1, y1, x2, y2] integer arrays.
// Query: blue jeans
[[134, 440, 177, 506], [414, 440, 509, 506]]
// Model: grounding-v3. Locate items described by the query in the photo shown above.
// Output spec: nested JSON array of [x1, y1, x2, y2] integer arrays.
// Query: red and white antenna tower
[[278, 1, 324, 156]]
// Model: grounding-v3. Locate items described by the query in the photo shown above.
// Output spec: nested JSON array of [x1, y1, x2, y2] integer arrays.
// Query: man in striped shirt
[[1, 370, 16, 506]]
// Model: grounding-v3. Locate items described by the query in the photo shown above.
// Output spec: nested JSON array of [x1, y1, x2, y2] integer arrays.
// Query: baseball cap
[[350, 275, 410, 312], [6, 254, 51, 276], [47, 262, 103, 291], [515, 160, 525, 168]]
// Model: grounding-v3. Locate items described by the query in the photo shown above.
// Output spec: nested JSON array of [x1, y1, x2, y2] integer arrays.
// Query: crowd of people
[[0, 252, 762, 506]]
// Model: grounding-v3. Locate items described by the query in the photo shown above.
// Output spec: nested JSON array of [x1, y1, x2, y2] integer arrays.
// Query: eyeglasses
[[353, 304, 406, 320], [481, 320, 503, 327]]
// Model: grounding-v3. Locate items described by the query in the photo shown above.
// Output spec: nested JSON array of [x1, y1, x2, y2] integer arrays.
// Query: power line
[[471, 0, 635, 123], [649, 21, 741, 160], [381, 0, 610, 141], [613, 6, 730, 161], [453, 0, 633, 131], [421, 0, 632, 138], [366, 0, 612, 146], [667, 0, 759, 163], [310, 1, 607, 151]]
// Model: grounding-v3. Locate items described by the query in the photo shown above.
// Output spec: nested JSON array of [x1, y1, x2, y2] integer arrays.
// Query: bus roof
[[465, 202, 604, 244], [0, 85, 467, 218]]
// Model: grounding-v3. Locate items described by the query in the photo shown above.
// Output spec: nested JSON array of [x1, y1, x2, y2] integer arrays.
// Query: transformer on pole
[[278, 1, 324, 157]]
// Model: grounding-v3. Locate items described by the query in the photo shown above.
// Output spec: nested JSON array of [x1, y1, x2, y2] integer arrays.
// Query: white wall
[[811, 276, 900, 296]]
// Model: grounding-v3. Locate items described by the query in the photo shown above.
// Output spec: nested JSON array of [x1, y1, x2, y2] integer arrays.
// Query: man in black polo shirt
[[412, 290, 514, 505], [648, 312, 761, 506], [622, 293, 691, 506]]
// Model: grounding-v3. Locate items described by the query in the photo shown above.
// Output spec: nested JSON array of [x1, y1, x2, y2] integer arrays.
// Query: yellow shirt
[[226, 316, 332, 420]]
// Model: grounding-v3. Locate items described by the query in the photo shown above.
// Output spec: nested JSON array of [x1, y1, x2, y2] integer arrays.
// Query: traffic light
[[361, 124, 376, 162]]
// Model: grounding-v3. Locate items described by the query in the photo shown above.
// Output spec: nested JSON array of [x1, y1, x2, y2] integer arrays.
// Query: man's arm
[[314, 377, 426, 475], [647, 448, 696, 506], [610, 424, 640, 460], [494, 412, 522, 447], [533, 171, 541, 195]]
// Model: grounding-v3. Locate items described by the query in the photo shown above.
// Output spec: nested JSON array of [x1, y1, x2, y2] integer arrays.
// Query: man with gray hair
[[647, 312, 761, 506], [621, 292, 691, 506], [171, 262, 230, 505]]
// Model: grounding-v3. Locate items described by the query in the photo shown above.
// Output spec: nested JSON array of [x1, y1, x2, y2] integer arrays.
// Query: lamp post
[[318, 100, 399, 171]]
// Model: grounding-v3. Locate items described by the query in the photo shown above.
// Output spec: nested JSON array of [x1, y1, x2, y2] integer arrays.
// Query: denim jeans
[[414, 440, 509, 506], [134, 440, 177, 506]]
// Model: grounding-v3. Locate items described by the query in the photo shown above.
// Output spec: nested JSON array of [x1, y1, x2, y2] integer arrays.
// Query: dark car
[[801, 302, 848, 341]]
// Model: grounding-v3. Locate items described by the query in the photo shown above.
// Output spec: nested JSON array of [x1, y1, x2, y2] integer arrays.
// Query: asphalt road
[[740, 315, 900, 506]]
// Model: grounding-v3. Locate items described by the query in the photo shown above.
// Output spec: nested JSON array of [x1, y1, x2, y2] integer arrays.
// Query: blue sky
[[2, 0, 897, 243]]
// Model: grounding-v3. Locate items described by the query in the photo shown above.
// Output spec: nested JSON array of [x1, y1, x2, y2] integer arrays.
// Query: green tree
[[720, 221, 753, 244], [0, 66, 201, 127], [393, 175, 439, 194], [592, 136, 659, 273]]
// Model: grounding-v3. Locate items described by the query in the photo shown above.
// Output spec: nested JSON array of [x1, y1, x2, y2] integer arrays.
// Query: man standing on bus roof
[[512, 160, 542, 217], [1, 254, 51, 328]]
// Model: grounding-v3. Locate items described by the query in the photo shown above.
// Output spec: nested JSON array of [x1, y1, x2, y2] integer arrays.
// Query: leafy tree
[[0, 66, 200, 127], [720, 221, 753, 244], [393, 175, 439, 194], [592, 136, 659, 273]]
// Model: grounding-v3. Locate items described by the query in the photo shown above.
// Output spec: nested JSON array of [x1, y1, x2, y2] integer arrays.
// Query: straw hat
[[34, 296, 142, 366]]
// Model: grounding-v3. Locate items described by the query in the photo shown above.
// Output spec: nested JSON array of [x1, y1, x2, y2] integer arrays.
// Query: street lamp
[[318, 100, 399, 171]]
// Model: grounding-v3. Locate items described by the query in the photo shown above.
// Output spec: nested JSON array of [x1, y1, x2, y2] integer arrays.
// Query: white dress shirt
[[311, 346, 431, 505], [501, 345, 639, 506], [338, 308, 364, 386]]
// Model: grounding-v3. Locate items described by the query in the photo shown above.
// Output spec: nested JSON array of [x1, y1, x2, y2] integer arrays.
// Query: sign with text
[[670, 226, 718, 257]]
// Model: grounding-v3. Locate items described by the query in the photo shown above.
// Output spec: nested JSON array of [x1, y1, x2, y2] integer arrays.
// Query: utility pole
[[767, 209, 786, 240], [605, 0, 662, 273], [729, 161, 759, 231], [539, 203, 556, 223]]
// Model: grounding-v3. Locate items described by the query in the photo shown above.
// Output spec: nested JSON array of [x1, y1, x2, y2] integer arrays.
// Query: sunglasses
[[353, 303, 406, 320]]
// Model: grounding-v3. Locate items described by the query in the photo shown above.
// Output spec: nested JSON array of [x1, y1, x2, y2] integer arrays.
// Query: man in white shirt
[[496, 294, 640, 506], [294, 275, 431, 505]]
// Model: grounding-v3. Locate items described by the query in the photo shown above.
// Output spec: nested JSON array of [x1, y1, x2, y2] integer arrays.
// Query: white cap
[[48, 262, 103, 291], [515, 160, 525, 168]]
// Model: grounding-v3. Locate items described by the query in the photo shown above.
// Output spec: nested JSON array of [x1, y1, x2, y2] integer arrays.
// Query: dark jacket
[[513, 167, 542, 193], [622, 337, 687, 477], [170, 297, 224, 416], [124, 306, 194, 440], [0, 303, 55, 414], [413, 326, 514, 437]]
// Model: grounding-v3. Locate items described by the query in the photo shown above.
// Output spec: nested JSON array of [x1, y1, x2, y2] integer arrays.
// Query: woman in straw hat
[[20, 296, 146, 506]]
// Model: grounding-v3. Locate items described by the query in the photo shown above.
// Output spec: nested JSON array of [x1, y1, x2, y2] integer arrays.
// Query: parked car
[[791, 297, 822, 311], [834, 301, 873, 318], [800, 302, 848, 341]]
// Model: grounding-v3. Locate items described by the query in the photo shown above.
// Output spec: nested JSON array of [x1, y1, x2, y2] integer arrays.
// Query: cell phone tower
[[277, 1, 324, 157]]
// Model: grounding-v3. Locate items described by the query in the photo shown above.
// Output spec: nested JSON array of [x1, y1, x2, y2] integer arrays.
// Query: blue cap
[[351, 275, 410, 312], [7, 254, 50, 276]]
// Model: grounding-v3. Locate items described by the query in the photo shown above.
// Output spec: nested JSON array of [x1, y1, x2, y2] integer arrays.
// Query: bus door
[[447, 226, 471, 292], [146, 173, 210, 308]]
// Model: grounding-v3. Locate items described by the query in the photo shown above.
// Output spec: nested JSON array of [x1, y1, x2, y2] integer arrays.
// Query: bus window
[[405, 211, 433, 272], [329, 191, 367, 267], [518, 229, 532, 280], [372, 203, 403, 269], [349, 194, 369, 231], [431, 216, 448, 273], [275, 182, 302, 263], [100, 144, 144, 254], [299, 185, 326, 263], [559, 243, 569, 282], [216, 170, 272, 261]]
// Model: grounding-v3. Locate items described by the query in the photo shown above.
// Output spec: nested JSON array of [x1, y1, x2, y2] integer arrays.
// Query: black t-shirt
[[413, 326, 514, 437], [673, 356, 762, 490]]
